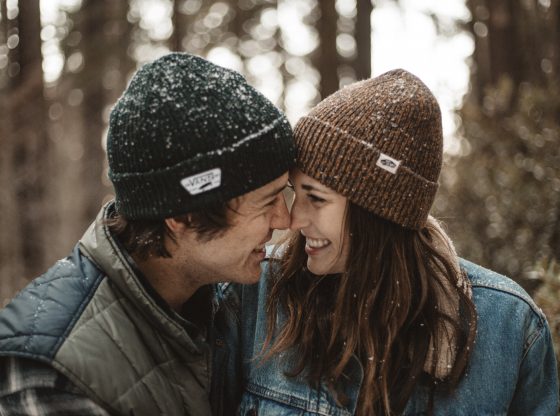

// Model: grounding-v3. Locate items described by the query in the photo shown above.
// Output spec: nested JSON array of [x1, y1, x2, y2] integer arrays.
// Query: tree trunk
[[354, 0, 372, 80], [104, 1, 134, 105], [79, 0, 111, 222], [0, 0, 25, 303], [48, 0, 126, 261], [313, 0, 339, 99], [548, 207, 560, 263], [10, 0, 49, 282], [487, 0, 521, 86], [171, 0, 189, 51]]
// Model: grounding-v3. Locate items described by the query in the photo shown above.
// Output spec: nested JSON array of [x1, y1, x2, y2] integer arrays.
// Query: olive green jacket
[[0, 203, 220, 415]]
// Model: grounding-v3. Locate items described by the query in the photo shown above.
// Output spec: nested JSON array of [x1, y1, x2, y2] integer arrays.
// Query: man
[[0, 53, 295, 415]]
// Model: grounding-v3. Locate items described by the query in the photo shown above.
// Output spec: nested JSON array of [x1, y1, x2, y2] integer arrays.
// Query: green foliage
[[436, 76, 560, 288]]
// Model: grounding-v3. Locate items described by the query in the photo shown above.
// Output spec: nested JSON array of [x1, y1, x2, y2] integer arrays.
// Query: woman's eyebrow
[[301, 183, 327, 193]]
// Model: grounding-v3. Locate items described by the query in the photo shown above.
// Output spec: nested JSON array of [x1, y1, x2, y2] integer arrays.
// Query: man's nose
[[270, 194, 290, 230], [289, 197, 308, 232]]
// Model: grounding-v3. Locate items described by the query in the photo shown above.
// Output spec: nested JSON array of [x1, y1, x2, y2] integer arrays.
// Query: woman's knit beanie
[[293, 69, 443, 230], [107, 53, 295, 220]]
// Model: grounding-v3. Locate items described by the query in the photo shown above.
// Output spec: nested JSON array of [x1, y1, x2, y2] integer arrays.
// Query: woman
[[220, 69, 558, 415]]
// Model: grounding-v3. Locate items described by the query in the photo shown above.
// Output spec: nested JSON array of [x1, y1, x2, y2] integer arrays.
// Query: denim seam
[[471, 282, 546, 362], [521, 320, 545, 362], [470, 284, 545, 325], [246, 382, 350, 415]]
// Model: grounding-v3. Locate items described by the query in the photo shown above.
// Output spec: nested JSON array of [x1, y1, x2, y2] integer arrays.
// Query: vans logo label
[[181, 168, 222, 195], [376, 153, 401, 174]]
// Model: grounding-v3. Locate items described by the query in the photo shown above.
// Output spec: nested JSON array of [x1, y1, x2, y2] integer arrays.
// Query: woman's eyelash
[[308, 194, 325, 203]]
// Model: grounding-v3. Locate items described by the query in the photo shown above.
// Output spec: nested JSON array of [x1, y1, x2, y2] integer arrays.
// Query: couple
[[0, 53, 556, 415]]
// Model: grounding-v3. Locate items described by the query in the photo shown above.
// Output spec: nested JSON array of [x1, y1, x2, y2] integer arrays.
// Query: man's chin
[[227, 266, 262, 285], [245, 276, 261, 285], [245, 263, 263, 284]]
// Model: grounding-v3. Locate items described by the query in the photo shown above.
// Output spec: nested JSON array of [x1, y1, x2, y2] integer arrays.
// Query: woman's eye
[[308, 194, 325, 203]]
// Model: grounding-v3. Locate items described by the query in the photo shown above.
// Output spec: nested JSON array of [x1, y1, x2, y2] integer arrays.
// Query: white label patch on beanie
[[376, 153, 401, 174], [181, 168, 222, 195]]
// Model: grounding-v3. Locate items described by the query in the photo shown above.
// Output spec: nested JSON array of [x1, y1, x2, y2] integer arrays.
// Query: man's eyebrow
[[259, 184, 287, 202]]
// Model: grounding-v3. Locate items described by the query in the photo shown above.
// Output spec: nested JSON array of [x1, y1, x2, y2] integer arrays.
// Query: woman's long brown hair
[[262, 203, 477, 415]]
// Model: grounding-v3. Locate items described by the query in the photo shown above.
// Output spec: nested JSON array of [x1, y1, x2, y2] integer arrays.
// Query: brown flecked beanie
[[293, 69, 442, 230]]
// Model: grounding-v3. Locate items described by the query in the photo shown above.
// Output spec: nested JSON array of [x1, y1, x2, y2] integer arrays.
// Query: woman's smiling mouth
[[305, 237, 331, 255]]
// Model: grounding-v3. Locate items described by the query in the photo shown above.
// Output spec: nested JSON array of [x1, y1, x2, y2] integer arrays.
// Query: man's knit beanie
[[107, 53, 295, 220], [294, 69, 442, 230]]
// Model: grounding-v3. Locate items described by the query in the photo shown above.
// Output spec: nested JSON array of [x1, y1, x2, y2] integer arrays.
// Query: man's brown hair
[[106, 202, 233, 260]]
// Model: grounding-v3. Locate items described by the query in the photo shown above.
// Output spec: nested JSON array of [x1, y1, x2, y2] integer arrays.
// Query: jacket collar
[[423, 216, 472, 379], [78, 202, 204, 354]]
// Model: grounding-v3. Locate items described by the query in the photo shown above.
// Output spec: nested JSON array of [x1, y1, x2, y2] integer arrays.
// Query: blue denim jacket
[[213, 258, 559, 415]]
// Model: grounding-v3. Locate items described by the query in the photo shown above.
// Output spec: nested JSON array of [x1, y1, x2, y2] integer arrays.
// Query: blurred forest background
[[0, 0, 559, 352]]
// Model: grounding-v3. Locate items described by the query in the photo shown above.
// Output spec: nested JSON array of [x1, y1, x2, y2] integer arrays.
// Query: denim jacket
[[213, 258, 559, 416]]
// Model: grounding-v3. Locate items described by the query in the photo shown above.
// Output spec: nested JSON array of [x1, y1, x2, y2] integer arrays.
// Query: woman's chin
[[307, 260, 334, 276]]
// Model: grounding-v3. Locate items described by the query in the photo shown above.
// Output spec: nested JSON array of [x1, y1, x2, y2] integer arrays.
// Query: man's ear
[[164, 214, 192, 236]]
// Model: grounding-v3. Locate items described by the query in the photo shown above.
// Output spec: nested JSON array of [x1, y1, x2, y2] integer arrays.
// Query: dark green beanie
[[107, 53, 295, 220]]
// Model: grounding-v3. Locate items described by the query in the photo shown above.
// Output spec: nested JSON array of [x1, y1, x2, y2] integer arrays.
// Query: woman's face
[[289, 169, 349, 275]]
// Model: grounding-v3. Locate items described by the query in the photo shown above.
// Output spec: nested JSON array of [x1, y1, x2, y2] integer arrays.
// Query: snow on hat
[[107, 53, 295, 220], [294, 69, 442, 230]]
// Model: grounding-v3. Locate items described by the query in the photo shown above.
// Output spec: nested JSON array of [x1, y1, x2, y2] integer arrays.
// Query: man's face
[[177, 173, 290, 285]]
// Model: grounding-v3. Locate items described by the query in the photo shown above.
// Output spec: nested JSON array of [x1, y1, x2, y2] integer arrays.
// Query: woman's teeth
[[306, 238, 330, 249]]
